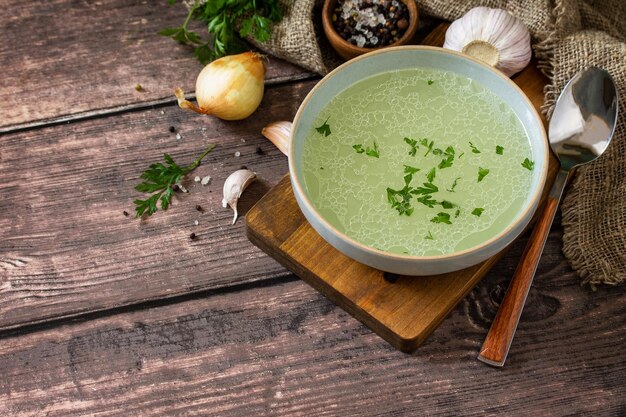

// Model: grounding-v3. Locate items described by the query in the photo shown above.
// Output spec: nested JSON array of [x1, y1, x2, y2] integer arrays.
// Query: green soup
[[302, 68, 534, 256]]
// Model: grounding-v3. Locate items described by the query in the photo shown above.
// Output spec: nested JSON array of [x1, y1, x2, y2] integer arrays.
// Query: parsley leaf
[[425, 230, 434, 240], [454, 209, 461, 218], [447, 177, 461, 192], [315, 118, 331, 136], [430, 212, 452, 224], [477, 167, 490, 182], [426, 167, 436, 183], [353, 144, 365, 154], [496, 145, 504, 155], [416, 195, 438, 208], [420, 138, 434, 156], [412, 182, 438, 195], [404, 165, 420, 174], [440, 200, 456, 209], [404, 137, 418, 156], [387, 187, 414, 216], [427, 79, 434, 85], [438, 155, 454, 169], [365, 141, 380, 158], [134, 144, 216, 218], [469, 142, 481, 154], [522, 158, 534, 171], [472, 207, 484, 217]]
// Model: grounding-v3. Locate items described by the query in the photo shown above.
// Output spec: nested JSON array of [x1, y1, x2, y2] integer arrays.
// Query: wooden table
[[1, 1, 624, 415]]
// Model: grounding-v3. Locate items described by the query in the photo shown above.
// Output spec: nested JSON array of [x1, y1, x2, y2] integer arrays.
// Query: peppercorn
[[332, 0, 410, 48]]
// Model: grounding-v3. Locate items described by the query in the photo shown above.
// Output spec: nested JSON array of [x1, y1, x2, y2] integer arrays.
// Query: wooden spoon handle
[[478, 194, 561, 367]]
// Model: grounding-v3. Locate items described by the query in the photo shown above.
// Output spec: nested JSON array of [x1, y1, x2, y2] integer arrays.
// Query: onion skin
[[176, 51, 266, 121]]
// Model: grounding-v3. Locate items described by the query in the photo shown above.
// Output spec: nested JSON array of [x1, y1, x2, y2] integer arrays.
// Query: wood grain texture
[[479, 196, 561, 366], [0, 0, 314, 131], [246, 23, 558, 352], [0, 81, 318, 332], [0, 232, 623, 416]]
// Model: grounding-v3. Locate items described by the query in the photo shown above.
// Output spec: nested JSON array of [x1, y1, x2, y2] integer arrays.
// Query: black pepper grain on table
[[333, 0, 409, 48]]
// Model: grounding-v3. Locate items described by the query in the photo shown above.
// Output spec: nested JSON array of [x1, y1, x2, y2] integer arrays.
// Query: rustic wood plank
[[0, 0, 314, 132], [0, 81, 318, 331], [0, 230, 623, 416]]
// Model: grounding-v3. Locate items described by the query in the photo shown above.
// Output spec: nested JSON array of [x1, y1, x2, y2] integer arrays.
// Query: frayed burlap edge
[[561, 175, 626, 289]]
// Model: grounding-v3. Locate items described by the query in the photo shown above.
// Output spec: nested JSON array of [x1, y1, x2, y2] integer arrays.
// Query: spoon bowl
[[549, 67, 619, 170], [478, 66, 618, 367]]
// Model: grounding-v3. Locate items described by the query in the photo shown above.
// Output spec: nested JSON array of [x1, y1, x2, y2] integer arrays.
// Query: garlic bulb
[[261, 121, 291, 156], [443, 7, 531, 77], [176, 52, 266, 120], [222, 169, 257, 224]]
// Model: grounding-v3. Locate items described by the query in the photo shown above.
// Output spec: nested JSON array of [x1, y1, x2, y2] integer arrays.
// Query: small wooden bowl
[[322, 0, 420, 61]]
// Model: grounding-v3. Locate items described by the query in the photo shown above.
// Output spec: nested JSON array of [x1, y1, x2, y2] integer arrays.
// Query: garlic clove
[[261, 121, 291, 156], [222, 169, 257, 224], [443, 7, 532, 77]]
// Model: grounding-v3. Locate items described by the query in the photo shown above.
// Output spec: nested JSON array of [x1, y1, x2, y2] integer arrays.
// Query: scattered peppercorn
[[169, 126, 176, 133], [189, 232, 197, 240], [240, 165, 247, 170], [196, 205, 204, 212], [172, 184, 180, 192], [255, 146, 264, 155], [123, 210, 129, 217]]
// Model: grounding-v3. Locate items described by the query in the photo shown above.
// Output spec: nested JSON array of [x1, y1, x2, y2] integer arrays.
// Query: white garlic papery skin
[[261, 121, 291, 156], [222, 169, 257, 224], [443, 7, 532, 77]]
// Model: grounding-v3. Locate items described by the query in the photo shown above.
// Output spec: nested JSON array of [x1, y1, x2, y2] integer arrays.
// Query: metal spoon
[[478, 67, 619, 367]]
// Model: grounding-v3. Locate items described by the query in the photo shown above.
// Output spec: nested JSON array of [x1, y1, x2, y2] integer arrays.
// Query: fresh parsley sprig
[[134, 144, 216, 217], [161, 0, 283, 65]]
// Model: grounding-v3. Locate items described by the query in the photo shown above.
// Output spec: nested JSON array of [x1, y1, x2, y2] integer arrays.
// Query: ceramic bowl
[[322, 0, 419, 61], [288, 46, 549, 276]]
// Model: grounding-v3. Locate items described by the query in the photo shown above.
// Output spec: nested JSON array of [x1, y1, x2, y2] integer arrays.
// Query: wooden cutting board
[[246, 24, 558, 352]]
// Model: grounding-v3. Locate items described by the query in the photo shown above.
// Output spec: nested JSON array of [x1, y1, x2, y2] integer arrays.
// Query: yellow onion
[[175, 51, 266, 120]]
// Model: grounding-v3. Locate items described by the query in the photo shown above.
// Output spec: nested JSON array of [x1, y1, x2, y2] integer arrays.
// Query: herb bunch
[[134, 144, 216, 217], [160, 0, 283, 65]]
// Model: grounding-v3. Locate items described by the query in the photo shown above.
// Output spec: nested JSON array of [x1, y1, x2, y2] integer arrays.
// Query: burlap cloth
[[249, 0, 626, 287]]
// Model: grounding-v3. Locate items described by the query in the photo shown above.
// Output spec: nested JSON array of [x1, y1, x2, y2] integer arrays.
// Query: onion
[[175, 51, 266, 121]]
